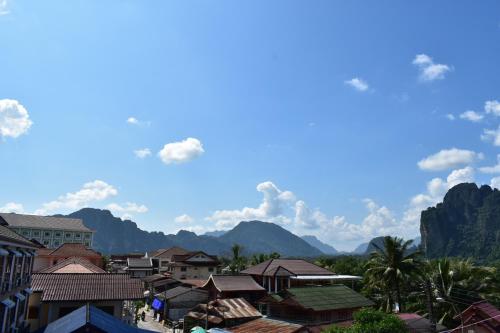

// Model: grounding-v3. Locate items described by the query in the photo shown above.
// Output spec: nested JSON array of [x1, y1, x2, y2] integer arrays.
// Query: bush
[[324, 309, 409, 333]]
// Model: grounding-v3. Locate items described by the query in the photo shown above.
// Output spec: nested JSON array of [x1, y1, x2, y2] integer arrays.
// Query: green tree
[[229, 244, 247, 273], [365, 236, 421, 312]]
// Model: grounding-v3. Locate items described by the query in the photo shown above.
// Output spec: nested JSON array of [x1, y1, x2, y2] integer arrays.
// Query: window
[[33, 231, 40, 236], [28, 306, 39, 319], [43, 240, 50, 246], [65, 233, 72, 238], [22, 230, 29, 237], [54, 232, 62, 238], [85, 234, 91, 239], [44, 231, 51, 237], [54, 241, 60, 247], [180, 267, 187, 272], [75, 233, 81, 239]]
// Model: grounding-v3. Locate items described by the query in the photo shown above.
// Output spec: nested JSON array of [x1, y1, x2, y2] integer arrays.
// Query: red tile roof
[[241, 259, 334, 276], [150, 246, 189, 259], [41, 243, 102, 258], [32, 273, 144, 301], [38, 257, 106, 273], [202, 275, 266, 292], [458, 301, 500, 327], [229, 318, 306, 333]]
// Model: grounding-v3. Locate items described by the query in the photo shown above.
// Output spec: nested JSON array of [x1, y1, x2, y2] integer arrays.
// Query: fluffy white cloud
[[418, 148, 482, 171], [0, 202, 24, 213], [134, 148, 151, 159], [459, 110, 483, 122], [447, 166, 474, 188], [344, 77, 369, 92], [481, 126, 500, 146], [127, 117, 139, 124], [175, 214, 194, 224], [479, 155, 500, 174], [106, 202, 148, 215], [485, 100, 500, 116], [206, 181, 295, 230], [491, 177, 500, 190], [36, 180, 118, 215], [0, 99, 33, 139], [412, 54, 451, 81], [158, 138, 205, 164]]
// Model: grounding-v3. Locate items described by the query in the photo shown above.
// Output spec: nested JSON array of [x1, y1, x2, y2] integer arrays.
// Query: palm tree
[[365, 236, 421, 312], [230, 244, 246, 273]]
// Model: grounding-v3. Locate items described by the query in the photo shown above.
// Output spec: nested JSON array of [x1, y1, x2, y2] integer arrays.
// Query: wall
[[171, 266, 216, 280]]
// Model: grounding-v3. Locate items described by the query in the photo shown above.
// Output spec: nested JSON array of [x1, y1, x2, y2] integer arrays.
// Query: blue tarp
[[152, 298, 164, 310]]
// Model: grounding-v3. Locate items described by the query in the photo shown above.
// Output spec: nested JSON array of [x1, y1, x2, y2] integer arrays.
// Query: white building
[[0, 213, 94, 248]]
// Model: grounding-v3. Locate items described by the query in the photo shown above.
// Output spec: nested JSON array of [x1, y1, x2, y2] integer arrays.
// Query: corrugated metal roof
[[283, 285, 374, 311], [40, 304, 155, 333], [127, 258, 152, 268], [229, 318, 305, 333], [241, 259, 334, 276], [0, 213, 92, 232], [32, 273, 144, 301], [213, 298, 261, 319], [202, 275, 266, 292]]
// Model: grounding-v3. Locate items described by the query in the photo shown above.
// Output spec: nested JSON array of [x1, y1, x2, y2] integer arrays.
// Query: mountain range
[[65, 208, 322, 257]]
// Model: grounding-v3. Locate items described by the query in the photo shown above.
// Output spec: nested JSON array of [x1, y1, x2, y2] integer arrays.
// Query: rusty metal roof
[[32, 273, 144, 301], [228, 318, 306, 333], [187, 298, 261, 323]]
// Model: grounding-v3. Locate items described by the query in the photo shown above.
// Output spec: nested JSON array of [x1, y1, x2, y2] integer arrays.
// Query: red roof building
[[454, 301, 500, 333], [33, 243, 103, 272], [201, 275, 267, 304]]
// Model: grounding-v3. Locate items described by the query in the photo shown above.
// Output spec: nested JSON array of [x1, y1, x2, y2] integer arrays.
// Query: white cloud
[[491, 177, 500, 190], [0, 99, 33, 139], [158, 138, 205, 164], [412, 54, 451, 81], [0, 202, 24, 213], [446, 114, 455, 121], [479, 155, 500, 174], [481, 126, 500, 146], [344, 77, 369, 92], [127, 117, 139, 124], [175, 214, 194, 224], [0, 0, 9, 15], [446, 166, 474, 188], [485, 100, 500, 116], [134, 148, 151, 159], [206, 181, 295, 230], [106, 202, 148, 214], [459, 110, 483, 122], [418, 148, 482, 171], [35, 180, 118, 215]]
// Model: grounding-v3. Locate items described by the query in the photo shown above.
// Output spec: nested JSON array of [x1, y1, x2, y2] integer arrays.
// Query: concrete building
[[0, 213, 94, 248], [33, 243, 103, 273], [0, 224, 37, 333]]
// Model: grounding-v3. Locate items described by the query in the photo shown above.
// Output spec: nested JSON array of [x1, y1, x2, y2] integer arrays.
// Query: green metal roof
[[285, 285, 374, 311]]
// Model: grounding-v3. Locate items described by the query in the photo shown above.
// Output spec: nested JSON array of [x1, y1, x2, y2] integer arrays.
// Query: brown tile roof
[[32, 273, 144, 301], [0, 213, 92, 232], [181, 279, 208, 288], [47, 243, 102, 258], [38, 257, 106, 273], [171, 251, 219, 265], [150, 246, 188, 259], [0, 224, 37, 248], [229, 318, 306, 333], [241, 259, 334, 276], [202, 275, 266, 292]]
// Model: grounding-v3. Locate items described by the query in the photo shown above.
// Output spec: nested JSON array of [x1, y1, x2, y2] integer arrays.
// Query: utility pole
[[424, 279, 436, 333]]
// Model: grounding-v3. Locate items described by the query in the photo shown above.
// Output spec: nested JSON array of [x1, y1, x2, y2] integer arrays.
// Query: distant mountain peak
[[301, 235, 338, 255]]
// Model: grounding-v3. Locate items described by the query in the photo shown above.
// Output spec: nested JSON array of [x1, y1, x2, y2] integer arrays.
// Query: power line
[[442, 312, 500, 333]]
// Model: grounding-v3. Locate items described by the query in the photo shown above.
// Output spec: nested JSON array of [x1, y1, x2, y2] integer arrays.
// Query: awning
[[15, 293, 25, 301], [1, 298, 15, 309], [151, 298, 164, 311], [24, 288, 33, 295], [8, 249, 22, 257], [290, 275, 362, 280], [0, 248, 9, 256]]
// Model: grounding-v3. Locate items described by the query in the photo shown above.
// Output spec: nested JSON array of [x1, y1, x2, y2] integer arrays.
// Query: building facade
[[0, 213, 94, 248], [0, 224, 37, 333], [167, 251, 219, 280]]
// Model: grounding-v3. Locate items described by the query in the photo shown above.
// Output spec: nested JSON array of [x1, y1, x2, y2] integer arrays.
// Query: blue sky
[[1, 1, 500, 250]]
